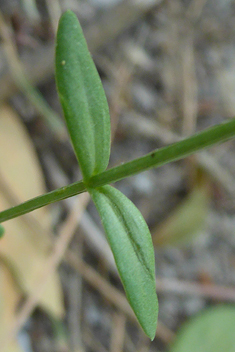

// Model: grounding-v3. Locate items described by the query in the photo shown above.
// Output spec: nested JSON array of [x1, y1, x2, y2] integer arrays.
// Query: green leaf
[[169, 305, 235, 352], [55, 10, 111, 181], [0, 224, 4, 238], [89, 185, 158, 340]]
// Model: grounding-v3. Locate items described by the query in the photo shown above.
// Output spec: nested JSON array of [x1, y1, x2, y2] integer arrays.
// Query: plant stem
[[88, 117, 235, 187], [0, 181, 86, 222], [0, 118, 235, 223]]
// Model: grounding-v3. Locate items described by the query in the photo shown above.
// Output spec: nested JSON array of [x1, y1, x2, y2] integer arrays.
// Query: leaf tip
[[149, 325, 157, 341], [61, 8, 76, 18], [141, 301, 158, 340]]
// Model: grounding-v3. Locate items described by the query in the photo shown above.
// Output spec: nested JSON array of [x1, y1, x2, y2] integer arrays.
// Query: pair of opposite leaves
[[55, 10, 158, 340]]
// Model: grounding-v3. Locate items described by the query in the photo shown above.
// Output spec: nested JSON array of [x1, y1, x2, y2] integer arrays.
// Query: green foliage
[[55, 10, 111, 181], [169, 305, 235, 352], [90, 185, 158, 339], [1, 9, 235, 341], [55, 10, 158, 339]]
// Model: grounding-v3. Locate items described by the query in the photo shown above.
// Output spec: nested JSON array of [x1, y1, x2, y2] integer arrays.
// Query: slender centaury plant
[[1, 10, 235, 339]]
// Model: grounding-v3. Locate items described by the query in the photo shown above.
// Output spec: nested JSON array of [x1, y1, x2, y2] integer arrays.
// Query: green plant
[[0, 10, 235, 339]]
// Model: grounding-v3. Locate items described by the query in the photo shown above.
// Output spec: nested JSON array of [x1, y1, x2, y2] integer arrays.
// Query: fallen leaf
[[152, 179, 211, 247], [0, 105, 64, 318], [0, 262, 24, 352]]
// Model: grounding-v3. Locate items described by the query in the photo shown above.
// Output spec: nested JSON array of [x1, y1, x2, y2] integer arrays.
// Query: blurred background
[[0, 0, 235, 351]]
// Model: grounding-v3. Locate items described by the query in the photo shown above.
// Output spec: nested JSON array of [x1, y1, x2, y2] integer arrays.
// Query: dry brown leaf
[[0, 104, 64, 318], [0, 263, 24, 352]]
